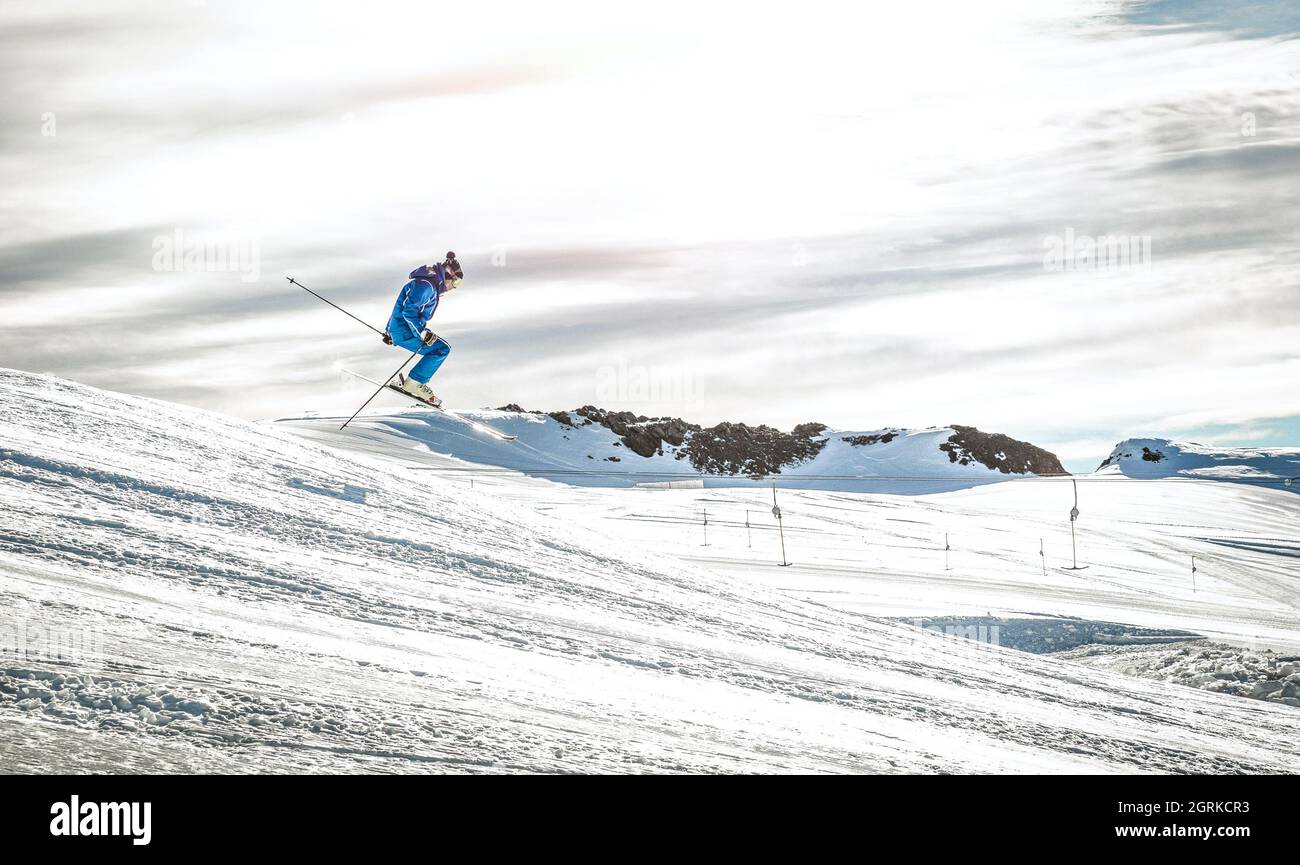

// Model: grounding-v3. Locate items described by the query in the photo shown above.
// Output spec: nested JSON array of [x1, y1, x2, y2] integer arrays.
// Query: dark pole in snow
[[745, 510, 752, 549], [702, 508, 709, 547], [772, 486, 790, 567], [1064, 477, 1088, 570]]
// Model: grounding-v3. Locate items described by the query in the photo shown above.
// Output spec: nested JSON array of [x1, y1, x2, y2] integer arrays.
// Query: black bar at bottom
[[0, 775, 1289, 853]]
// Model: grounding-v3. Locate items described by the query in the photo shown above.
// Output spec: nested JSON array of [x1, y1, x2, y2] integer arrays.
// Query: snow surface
[[3, 369, 1300, 774], [277, 406, 1045, 493]]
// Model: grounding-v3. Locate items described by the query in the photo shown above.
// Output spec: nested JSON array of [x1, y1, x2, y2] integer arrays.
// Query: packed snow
[[3, 370, 1300, 774]]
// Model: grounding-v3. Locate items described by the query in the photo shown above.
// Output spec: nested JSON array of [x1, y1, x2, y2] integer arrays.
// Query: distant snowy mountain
[[1097, 438, 1300, 488], [278, 404, 1065, 492]]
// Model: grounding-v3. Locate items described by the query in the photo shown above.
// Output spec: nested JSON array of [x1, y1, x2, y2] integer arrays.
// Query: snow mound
[[4, 368, 1300, 773], [1097, 438, 1300, 488], [1060, 643, 1300, 708], [276, 405, 1064, 493]]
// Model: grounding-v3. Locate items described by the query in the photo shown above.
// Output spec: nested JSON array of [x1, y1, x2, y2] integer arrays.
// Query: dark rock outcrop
[[682, 421, 828, 478], [938, 425, 1066, 475], [843, 430, 899, 447], [519, 403, 1063, 480], [572, 405, 699, 458], [1099, 445, 1165, 469]]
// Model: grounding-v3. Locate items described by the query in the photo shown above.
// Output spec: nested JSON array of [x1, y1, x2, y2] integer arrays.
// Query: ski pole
[[288, 276, 386, 337], [340, 348, 420, 430]]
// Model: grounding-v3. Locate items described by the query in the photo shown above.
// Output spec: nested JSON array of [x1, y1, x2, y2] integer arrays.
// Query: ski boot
[[399, 376, 442, 407]]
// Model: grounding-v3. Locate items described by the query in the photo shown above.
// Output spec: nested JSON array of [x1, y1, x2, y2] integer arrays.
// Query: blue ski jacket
[[387, 265, 447, 339]]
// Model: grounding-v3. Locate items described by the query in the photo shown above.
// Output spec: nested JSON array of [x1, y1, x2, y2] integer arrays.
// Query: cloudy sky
[[2, 0, 1298, 471]]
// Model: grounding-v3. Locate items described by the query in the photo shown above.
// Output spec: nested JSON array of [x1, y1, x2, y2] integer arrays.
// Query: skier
[[383, 252, 463, 407]]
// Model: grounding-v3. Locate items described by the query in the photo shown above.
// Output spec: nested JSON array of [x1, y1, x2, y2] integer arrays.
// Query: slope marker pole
[[772, 486, 790, 567], [1064, 477, 1088, 570]]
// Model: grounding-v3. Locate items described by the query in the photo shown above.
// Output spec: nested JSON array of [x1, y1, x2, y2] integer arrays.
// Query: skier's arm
[[400, 280, 435, 335]]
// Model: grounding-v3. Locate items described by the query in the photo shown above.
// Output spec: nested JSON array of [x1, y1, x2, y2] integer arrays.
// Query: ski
[[337, 367, 516, 442]]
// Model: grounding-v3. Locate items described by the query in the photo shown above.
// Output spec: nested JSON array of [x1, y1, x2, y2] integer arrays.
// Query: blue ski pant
[[392, 331, 451, 383]]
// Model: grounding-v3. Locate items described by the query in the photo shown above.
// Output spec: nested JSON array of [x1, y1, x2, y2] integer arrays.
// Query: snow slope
[[1099, 438, 1300, 488], [3, 369, 1300, 774], [511, 480, 1300, 653], [278, 412, 1300, 650], [277, 405, 1058, 493]]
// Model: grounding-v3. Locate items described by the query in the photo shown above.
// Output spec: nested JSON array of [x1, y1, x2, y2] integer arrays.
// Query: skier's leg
[[408, 338, 451, 383], [390, 332, 451, 383]]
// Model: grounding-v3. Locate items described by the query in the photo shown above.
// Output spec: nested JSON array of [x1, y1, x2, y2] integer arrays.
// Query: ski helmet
[[444, 251, 463, 278], [444, 251, 463, 290]]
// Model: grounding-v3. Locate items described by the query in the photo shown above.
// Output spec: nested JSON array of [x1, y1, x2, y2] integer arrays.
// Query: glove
[[421, 330, 437, 346], [382, 332, 393, 346]]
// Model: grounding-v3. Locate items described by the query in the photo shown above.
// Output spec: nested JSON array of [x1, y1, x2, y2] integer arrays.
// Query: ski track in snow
[[2, 370, 1299, 774]]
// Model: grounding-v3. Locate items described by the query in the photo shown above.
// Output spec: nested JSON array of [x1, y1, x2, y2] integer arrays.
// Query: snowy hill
[[1098, 438, 1300, 489], [3, 368, 1300, 773], [277, 403, 1065, 492]]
